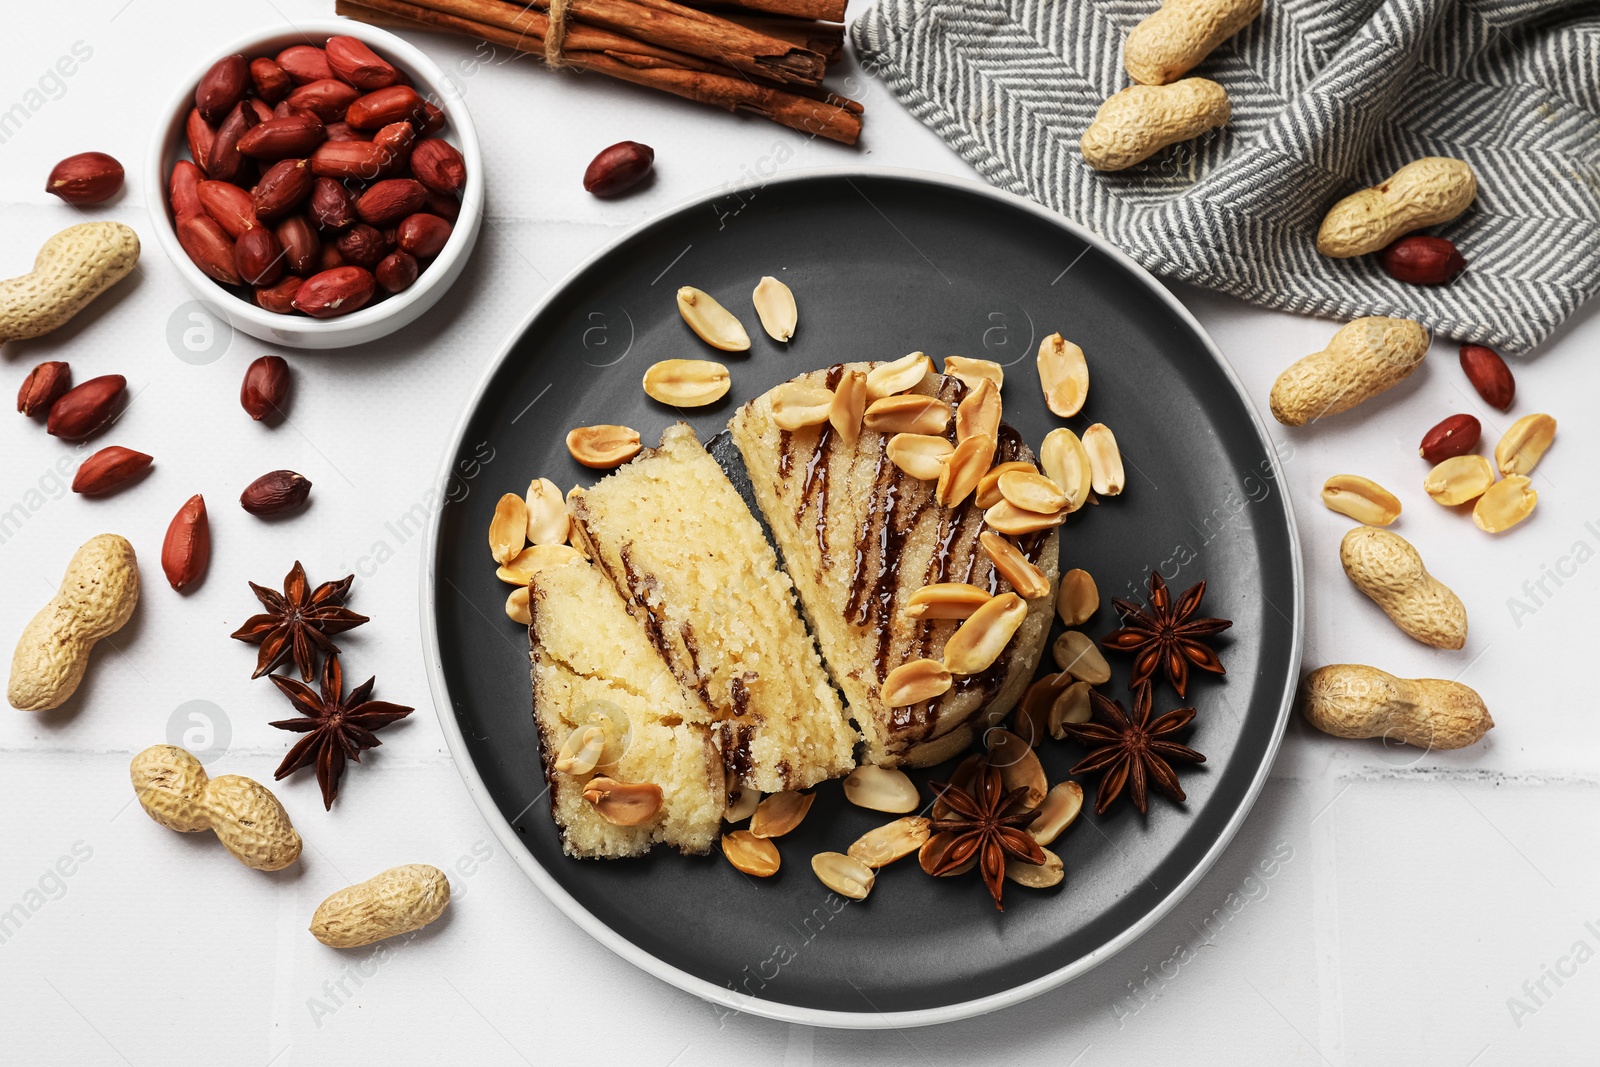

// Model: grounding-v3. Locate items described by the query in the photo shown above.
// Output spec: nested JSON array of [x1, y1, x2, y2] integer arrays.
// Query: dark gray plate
[[422, 169, 1302, 1028]]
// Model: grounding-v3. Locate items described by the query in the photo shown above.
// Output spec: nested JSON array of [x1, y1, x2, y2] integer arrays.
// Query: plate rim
[[418, 165, 1305, 1030]]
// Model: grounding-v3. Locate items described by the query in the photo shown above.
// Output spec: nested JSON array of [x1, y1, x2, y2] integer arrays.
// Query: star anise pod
[[927, 760, 1046, 911], [269, 652, 412, 809], [231, 561, 369, 681], [1061, 682, 1205, 816], [1101, 570, 1231, 698]]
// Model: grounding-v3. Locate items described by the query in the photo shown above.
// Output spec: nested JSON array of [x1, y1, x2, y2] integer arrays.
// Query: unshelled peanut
[[9, 534, 139, 710], [131, 745, 302, 870], [1339, 527, 1465, 650], [1269, 317, 1428, 426], [1316, 157, 1476, 258], [310, 864, 450, 947], [1123, 0, 1262, 85], [1080, 79, 1230, 172], [1301, 664, 1491, 749], [0, 222, 140, 344]]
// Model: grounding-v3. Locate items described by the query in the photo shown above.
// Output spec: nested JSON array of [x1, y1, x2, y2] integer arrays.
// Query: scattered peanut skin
[[1340, 526, 1466, 650], [1302, 664, 1492, 749], [310, 864, 451, 948], [8, 534, 140, 711]]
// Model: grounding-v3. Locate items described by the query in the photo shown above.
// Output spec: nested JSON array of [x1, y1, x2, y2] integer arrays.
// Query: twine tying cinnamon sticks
[[334, 0, 861, 144], [544, 0, 572, 68]]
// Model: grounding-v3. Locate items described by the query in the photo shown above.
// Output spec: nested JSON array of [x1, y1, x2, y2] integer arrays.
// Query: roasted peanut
[[1473, 476, 1537, 533], [1322, 474, 1402, 525], [984, 499, 1067, 536], [865, 352, 932, 398], [1495, 413, 1556, 477], [829, 369, 866, 446], [935, 433, 992, 506], [1005, 847, 1064, 888], [750, 790, 814, 838], [1040, 428, 1092, 509], [906, 583, 992, 620], [722, 830, 780, 876], [979, 531, 1050, 600], [987, 729, 1047, 809], [582, 777, 663, 826], [880, 658, 952, 706], [488, 493, 528, 564], [771, 382, 834, 430], [943, 356, 1003, 391], [864, 394, 949, 436], [843, 766, 919, 813], [752, 276, 796, 342], [886, 433, 953, 480], [1036, 332, 1089, 416], [811, 852, 875, 899], [848, 816, 931, 867], [955, 377, 1001, 442], [1423, 455, 1494, 507], [943, 592, 1028, 674], [998, 471, 1067, 514], [977, 461, 1038, 509], [676, 287, 750, 351], [1082, 423, 1125, 496], [642, 359, 731, 407], [1052, 630, 1111, 684], [525, 477, 571, 545], [1056, 568, 1099, 626], [566, 425, 641, 468]]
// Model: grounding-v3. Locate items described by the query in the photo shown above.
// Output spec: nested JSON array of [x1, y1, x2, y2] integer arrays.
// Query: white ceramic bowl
[[146, 19, 483, 349]]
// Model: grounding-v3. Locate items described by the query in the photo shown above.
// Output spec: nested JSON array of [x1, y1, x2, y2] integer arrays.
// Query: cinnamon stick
[[720, 13, 844, 64], [678, 0, 847, 23], [407, 0, 826, 86], [336, 0, 863, 144], [344, 0, 723, 71]]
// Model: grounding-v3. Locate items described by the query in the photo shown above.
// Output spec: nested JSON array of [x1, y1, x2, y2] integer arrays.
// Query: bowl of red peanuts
[[146, 20, 483, 349]]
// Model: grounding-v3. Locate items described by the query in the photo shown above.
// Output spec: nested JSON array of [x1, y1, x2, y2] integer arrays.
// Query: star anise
[[231, 561, 369, 681], [927, 760, 1046, 911], [1061, 682, 1205, 816], [269, 652, 412, 809], [1101, 570, 1231, 698]]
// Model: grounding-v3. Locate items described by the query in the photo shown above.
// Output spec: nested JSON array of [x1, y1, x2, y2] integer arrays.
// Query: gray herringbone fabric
[[852, 0, 1600, 354]]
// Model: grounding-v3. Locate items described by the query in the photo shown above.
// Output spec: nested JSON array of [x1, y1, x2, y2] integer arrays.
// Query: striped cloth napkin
[[851, 0, 1600, 354]]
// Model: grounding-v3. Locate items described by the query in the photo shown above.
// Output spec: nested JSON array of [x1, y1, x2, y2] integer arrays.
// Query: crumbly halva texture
[[568, 423, 858, 792], [529, 561, 723, 858], [730, 364, 1058, 768]]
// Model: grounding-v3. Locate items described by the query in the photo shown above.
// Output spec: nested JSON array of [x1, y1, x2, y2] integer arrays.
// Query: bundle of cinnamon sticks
[[334, 0, 863, 144]]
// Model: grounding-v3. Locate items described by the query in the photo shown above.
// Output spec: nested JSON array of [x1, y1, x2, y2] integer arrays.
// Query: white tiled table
[[2, 3, 1594, 1063]]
